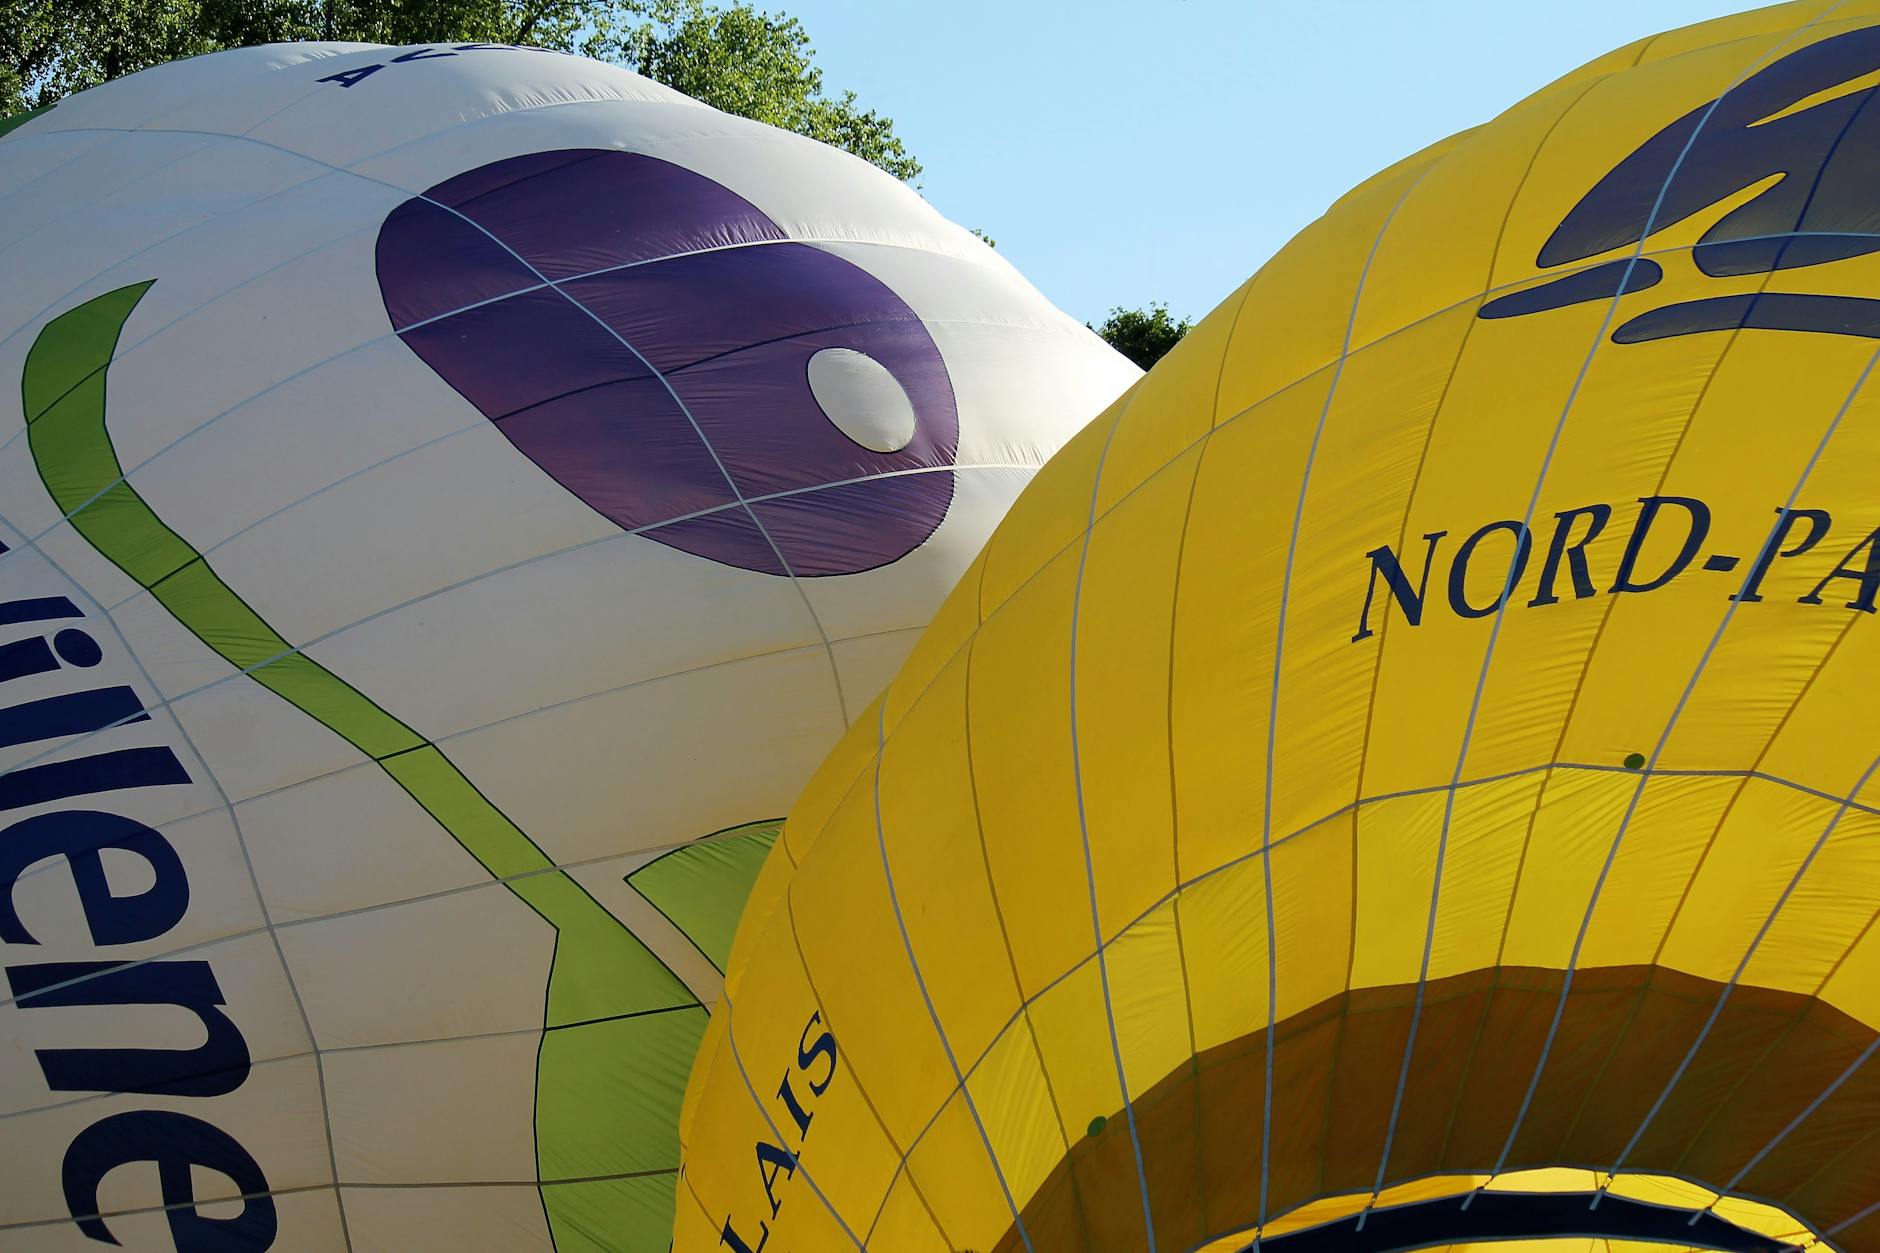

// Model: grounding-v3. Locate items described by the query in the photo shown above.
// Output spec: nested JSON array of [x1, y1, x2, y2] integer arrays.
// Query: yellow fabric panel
[[1741, 808, 1880, 994], [776, 692, 881, 870], [866, 1168, 953, 1253], [1712, 1190, 1826, 1243], [1168, 373, 1331, 880], [746, 1173, 863, 1252], [1023, 957, 1131, 1153], [1272, 305, 1479, 838], [1604, 1171, 1717, 1211], [902, 1091, 1030, 1253], [1270, 812, 1357, 1018], [963, 1015, 1068, 1216], [1571, 772, 1736, 971], [1636, 0, 1835, 64], [671, 1018, 775, 1240], [1497, 769, 1641, 969], [1321, 125, 1471, 233], [979, 405, 1123, 615], [1356, 290, 1610, 797], [1354, 69, 1602, 353], [1486, 1167, 1603, 1193], [1216, 148, 1431, 421], [720, 837, 796, 994], [1175, 852, 1271, 1056], [1091, 277, 1249, 517], [968, 544, 1093, 997], [1815, 889, 1880, 1023], [1760, 564, 1880, 797], [706, 897, 908, 1234], [1424, 771, 1545, 983], [776, 1035, 908, 1234], [671, 1178, 724, 1250], [1347, 790, 1444, 992], [1594, 335, 1879, 772], [718, 806, 814, 1001], [1654, 777, 1831, 983], [1075, 447, 1196, 937], [876, 646, 1026, 1071], [1099, 899, 1192, 1111], [786, 774, 959, 1147]]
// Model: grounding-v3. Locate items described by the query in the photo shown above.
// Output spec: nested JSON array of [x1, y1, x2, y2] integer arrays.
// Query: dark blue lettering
[[776, 1072, 812, 1139], [1447, 520, 1532, 619], [0, 595, 81, 625], [1800, 524, 1880, 612], [1528, 503, 1612, 606], [1611, 495, 1710, 594], [756, 1140, 795, 1218], [64, 1110, 275, 1251], [0, 810, 187, 945], [1351, 531, 1447, 642], [390, 47, 456, 63], [720, 1218, 769, 1253], [0, 686, 147, 749], [797, 1011, 837, 1096], [0, 745, 190, 811], [0, 627, 99, 684], [318, 65, 382, 88], [1735, 507, 1832, 602], [0, 634, 63, 684], [9, 961, 251, 1097]]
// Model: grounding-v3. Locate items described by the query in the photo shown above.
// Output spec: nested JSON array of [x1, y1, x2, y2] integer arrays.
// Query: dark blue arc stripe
[[1615, 292, 1880, 342], [1478, 258, 1665, 318], [1241, 1190, 1792, 1253]]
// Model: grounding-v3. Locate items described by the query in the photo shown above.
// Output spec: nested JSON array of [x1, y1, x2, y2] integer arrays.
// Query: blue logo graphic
[[1480, 26, 1880, 341]]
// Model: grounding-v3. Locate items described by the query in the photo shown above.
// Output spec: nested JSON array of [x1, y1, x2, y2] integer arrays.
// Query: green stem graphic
[[23, 283, 700, 1251], [626, 819, 781, 974]]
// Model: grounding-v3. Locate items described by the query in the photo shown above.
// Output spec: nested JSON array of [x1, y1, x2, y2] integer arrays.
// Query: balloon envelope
[[0, 42, 1135, 1251], [677, 4, 1880, 1251]]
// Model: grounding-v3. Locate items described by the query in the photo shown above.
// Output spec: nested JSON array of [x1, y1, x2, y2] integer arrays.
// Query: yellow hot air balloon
[[676, 3, 1880, 1251]]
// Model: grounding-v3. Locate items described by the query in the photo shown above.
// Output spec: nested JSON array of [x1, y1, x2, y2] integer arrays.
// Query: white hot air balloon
[[0, 42, 1137, 1252]]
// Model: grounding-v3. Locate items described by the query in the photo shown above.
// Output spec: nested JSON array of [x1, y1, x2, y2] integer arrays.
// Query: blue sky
[[780, 0, 1760, 326]]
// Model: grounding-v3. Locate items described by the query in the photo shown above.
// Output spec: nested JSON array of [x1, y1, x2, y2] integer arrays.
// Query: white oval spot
[[807, 347, 918, 453]]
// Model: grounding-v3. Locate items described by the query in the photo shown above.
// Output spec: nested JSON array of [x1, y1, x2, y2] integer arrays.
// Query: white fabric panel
[[340, 1184, 555, 1253], [441, 646, 843, 867], [323, 1033, 541, 1184], [239, 764, 491, 923], [303, 526, 825, 744], [275, 885, 555, 1049]]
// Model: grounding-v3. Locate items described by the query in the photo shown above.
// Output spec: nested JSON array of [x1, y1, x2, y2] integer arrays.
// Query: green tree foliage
[[4, 0, 217, 111], [605, 1, 917, 180], [1091, 302, 1192, 370], [1, 0, 920, 180]]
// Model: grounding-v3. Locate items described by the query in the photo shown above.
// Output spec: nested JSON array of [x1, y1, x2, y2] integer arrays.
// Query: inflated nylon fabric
[[678, 3, 1880, 1251], [0, 42, 1136, 1252]]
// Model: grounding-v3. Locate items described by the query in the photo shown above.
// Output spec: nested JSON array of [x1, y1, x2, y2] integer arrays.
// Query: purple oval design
[[375, 148, 960, 576]]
